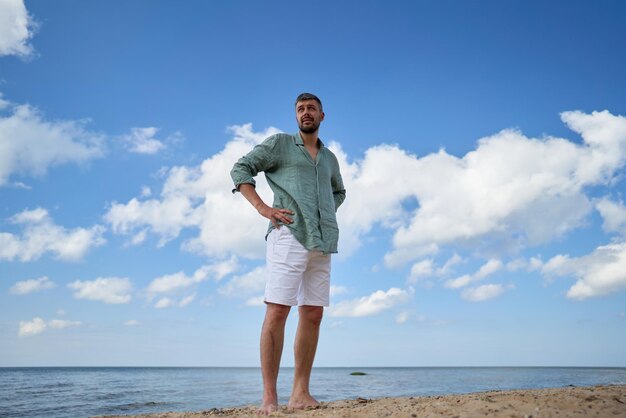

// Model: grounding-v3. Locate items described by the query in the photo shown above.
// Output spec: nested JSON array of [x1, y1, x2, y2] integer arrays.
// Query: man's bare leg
[[259, 303, 291, 415], [288, 305, 323, 410]]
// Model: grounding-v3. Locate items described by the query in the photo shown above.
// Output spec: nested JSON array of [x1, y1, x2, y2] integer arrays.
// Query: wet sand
[[98, 384, 626, 417]]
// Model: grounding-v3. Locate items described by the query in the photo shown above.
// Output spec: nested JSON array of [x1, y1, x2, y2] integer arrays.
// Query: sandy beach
[[98, 384, 626, 418]]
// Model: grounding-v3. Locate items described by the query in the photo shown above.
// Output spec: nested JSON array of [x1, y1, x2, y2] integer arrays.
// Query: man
[[230, 93, 345, 414]]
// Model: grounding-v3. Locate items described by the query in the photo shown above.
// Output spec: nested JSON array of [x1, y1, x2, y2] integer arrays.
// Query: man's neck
[[299, 130, 319, 148]]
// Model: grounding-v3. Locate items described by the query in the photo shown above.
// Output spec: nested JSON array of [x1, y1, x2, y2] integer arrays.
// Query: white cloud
[[12, 181, 31, 190], [0, 94, 10, 109], [153, 294, 197, 309], [9, 276, 54, 294], [542, 242, 626, 300], [147, 271, 195, 296], [18, 317, 46, 337], [179, 293, 196, 307], [48, 319, 81, 329], [245, 295, 265, 307], [408, 259, 433, 282], [68, 277, 132, 304], [0, 208, 105, 262], [596, 198, 626, 237], [328, 288, 411, 318], [330, 285, 348, 297], [445, 274, 472, 289], [122, 127, 166, 154], [18, 316, 81, 337], [155, 297, 173, 309], [528, 257, 543, 271], [104, 124, 281, 258], [475, 259, 502, 278], [0, 101, 105, 186], [396, 311, 410, 324], [125, 320, 140, 326], [141, 186, 152, 197], [218, 266, 266, 296], [505, 256, 543, 272], [369, 110, 626, 266], [461, 284, 505, 302], [130, 229, 148, 245], [408, 254, 465, 285], [205, 256, 240, 280], [438, 254, 463, 275], [0, 0, 36, 57], [104, 196, 195, 247], [146, 257, 239, 300], [445, 259, 502, 289]]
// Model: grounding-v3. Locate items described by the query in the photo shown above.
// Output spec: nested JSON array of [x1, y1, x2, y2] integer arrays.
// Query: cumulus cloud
[[0, 208, 105, 262], [445, 259, 502, 289], [0, 100, 105, 186], [0, 0, 36, 57], [0, 94, 10, 109], [141, 186, 152, 197], [155, 297, 173, 309], [461, 284, 505, 302], [121, 127, 167, 154], [48, 319, 81, 329], [505, 256, 543, 272], [328, 288, 411, 318], [395, 310, 410, 324], [330, 285, 348, 297], [245, 295, 265, 307], [146, 257, 238, 303], [9, 276, 55, 294], [18, 317, 46, 336], [18, 316, 81, 337], [104, 124, 280, 258], [218, 266, 266, 297], [154, 294, 196, 309], [542, 242, 626, 300], [179, 293, 196, 307], [342, 110, 624, 266], [408, 259, 434, 281], [147, 268, 199, 296], [407, 253, 464, 284], [105, 195, 193, 247], [68, 277, 132, 304], [596, 198, 626, 237]]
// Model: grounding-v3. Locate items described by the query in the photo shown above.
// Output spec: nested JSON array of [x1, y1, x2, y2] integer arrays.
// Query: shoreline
[[98, 384, 626, 417]]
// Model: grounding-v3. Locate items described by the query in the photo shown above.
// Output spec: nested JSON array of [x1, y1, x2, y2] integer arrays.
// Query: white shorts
[[265, 227, 331, 307]]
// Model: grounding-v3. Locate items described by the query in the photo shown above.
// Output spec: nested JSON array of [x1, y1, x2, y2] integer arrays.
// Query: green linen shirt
[[231, 132, 346, 254]]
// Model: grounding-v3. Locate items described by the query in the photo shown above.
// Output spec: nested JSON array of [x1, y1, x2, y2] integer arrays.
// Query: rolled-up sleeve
[[230, 135, 278, 193]]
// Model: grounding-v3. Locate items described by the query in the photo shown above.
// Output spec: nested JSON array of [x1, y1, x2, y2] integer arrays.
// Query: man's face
[[296, 100, 324, 134]]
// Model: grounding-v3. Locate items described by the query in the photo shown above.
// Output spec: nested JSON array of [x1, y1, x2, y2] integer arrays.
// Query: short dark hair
[[295, 93, 323, 111]]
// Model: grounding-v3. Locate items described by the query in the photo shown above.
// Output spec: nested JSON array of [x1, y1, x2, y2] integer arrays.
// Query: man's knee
[[299, 305, 323, 326], [265, 302, 291, 325]]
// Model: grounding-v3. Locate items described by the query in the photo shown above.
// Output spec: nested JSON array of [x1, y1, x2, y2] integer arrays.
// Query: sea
[[1, 367, 625, 418]]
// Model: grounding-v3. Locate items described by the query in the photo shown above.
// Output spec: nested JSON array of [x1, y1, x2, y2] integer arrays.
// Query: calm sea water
[[1, 367, 625, 418]]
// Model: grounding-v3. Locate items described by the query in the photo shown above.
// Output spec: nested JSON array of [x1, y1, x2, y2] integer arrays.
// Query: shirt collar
[[295, 132, 325, 149]]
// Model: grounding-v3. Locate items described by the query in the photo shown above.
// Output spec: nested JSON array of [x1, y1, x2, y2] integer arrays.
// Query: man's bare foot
[[288, 394, 320, 410], [257, 400, 279, 415]]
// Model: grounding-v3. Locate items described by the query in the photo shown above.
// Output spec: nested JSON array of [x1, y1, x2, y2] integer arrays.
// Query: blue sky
[[1, 0, 626, 367]]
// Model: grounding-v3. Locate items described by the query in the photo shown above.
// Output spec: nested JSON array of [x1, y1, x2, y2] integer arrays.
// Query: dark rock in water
[[350, 371, 367, 376]]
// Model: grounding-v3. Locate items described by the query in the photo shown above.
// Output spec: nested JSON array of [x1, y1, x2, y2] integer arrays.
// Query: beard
[[298, 119, 320, 134]]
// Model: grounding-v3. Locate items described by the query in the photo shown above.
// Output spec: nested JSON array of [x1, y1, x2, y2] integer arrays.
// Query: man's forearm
[[238, 183, 268, 212], [237, 183, 294, 228]]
